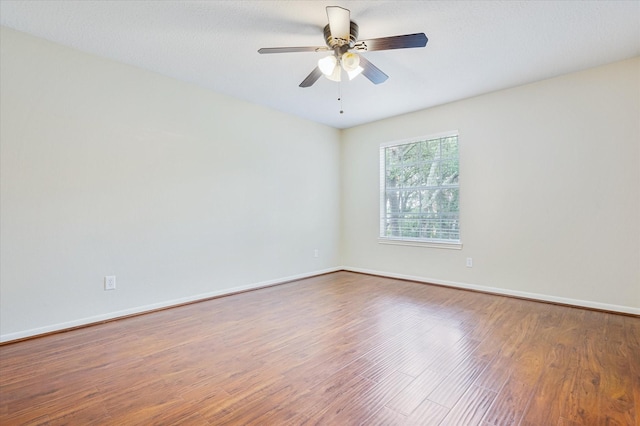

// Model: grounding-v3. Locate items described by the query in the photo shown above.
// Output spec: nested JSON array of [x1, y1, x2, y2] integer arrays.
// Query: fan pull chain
[[338, 81, 344, 114]]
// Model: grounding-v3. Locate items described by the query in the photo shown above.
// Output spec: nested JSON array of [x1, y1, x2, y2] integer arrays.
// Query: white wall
[[0, 28, 341, 341], [2, 27, 638, 342], [341, 57, 640, 313]]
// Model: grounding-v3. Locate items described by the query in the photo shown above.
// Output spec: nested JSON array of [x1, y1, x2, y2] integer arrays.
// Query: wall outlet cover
[[104, 275, 116, 290]]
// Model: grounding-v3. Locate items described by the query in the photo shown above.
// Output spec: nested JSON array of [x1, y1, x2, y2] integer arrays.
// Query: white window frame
[[379, 131, 462, 249]]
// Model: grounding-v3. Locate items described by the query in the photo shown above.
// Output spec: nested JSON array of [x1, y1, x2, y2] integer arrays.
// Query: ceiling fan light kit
[[258, 6, 428, 88], [317, 51, 362, 82]]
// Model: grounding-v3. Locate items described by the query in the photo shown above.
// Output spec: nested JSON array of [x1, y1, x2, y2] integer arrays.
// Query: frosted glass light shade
[[347, 66, 364, 80], [318, 55, 341, 81], [327, 63, 341, 81], [341, 52, 360, 72], [318, 55, 337, 76]]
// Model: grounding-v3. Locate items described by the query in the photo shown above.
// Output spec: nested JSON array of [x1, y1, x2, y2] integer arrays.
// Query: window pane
[[441, 136, 458, 158]]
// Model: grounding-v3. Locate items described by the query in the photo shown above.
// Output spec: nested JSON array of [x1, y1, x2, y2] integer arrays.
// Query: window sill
[[378, 238, 462, 250]]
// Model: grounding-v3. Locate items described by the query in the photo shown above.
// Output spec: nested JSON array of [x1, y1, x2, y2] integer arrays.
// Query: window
[[379, 132, 460, 248]]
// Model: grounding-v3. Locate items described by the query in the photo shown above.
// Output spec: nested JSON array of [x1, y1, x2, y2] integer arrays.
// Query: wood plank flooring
[[1, 271, 638, 425]]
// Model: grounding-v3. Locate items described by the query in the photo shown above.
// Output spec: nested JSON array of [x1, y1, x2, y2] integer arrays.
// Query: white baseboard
[[342, 266, 640, 316], [3, 265, 636, 343], [0, 267, 342, 343]]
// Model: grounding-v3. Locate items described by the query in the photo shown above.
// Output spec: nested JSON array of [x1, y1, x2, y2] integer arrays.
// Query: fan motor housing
[[324, 21, 359, 50]]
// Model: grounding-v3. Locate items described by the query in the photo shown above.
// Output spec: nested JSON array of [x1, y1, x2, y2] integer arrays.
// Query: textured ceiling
[[1, 1, 639, 129]]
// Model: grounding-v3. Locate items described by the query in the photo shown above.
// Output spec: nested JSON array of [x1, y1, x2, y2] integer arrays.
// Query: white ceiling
[[1, 1, 639, 129]]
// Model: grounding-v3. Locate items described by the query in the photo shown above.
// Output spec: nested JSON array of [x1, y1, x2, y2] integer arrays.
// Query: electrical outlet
[[313, 249, 319, 258], [104, 275, 116, 290], [466, 258, 473, 268]]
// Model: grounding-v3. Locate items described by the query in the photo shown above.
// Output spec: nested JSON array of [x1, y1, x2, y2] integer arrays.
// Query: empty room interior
[[1, 1, 639, 425]]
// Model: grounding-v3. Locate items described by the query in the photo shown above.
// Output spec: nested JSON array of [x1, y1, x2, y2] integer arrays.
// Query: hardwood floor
[[1, 271, 638, 425]]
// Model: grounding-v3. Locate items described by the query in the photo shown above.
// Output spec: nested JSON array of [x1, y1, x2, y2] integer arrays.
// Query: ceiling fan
[[258, 6, 428, 88]]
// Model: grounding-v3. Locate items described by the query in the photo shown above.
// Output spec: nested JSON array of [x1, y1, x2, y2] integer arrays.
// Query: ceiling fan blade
[[359, 56, 389, 84], [357, 33, 428, 51], [299, 66, 323, 88], [258, 46, 328, 54], [326, 6, 350, 41]]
